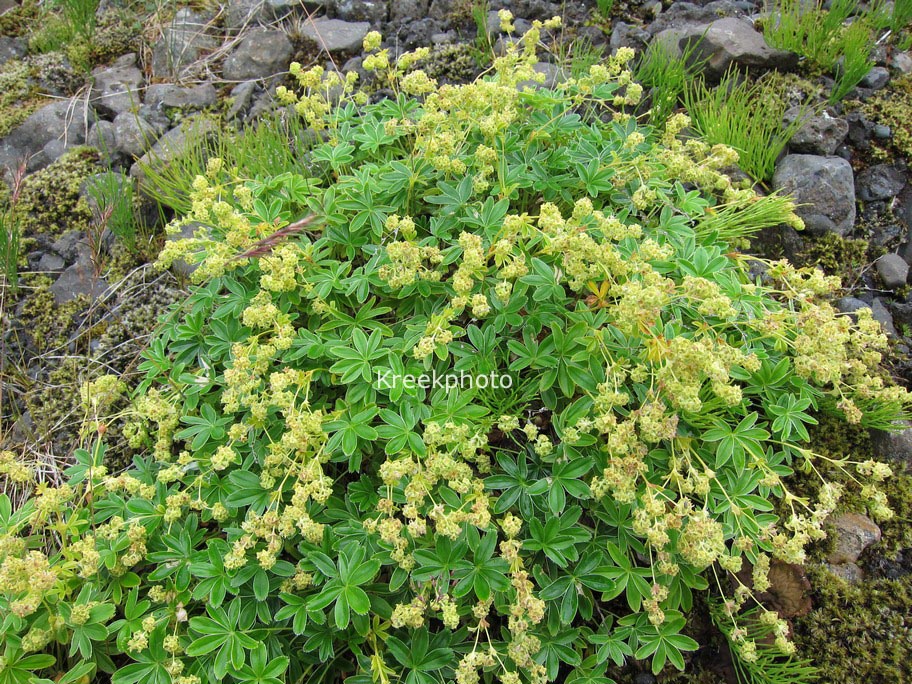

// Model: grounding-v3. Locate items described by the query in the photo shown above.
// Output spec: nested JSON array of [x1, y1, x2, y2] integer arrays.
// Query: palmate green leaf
[[632, 611, 699, 675], [524, 507, 592, 567], [702, 412, 770, 469], [452, 532, 510, 601]]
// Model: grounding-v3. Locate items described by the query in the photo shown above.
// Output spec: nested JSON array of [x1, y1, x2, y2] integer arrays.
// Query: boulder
[[222, 28, 294, 81], [610, 22, 650, 53], [785, 108, 849, 156], [144, 82, 218, 111], [0, 36, 26, 66], [655, 17, 797, 80], [893, 50, 912, 74], [0, 99, 96, 173], [151, 9, 219, 78], [871, 423, 912, 463], [50, 244, 109, 305], [827, 513, 881, 565], [90, 58, 144, 116], [300, 18, 370, 54], [87, 120, 118, 157], [333, 0, 388, 23], [113, 112, 167, 158], [871, 297, 898, 337], [856, 163, 906, 202], [875, 253, 909, 289], [826, 562, 865, 584], [648, 0, 746, 35], [772, 154, 856, 236], [390, 0, 429, 22], [860, 66, 890, 89]]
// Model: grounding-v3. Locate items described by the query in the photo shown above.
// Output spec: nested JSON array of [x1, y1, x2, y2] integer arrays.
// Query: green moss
[[795, 566, 912, 681], [28, 51, 84, 94], [862, 74, 912, 160], [0, 60, 49, 138], [792, 232, 875, 285], [87, 11, 141, 66], [16, 147, 100, 239], [0, 1, 39, 37], [421, 43, 482, 85], [16, 279, 90, 354]]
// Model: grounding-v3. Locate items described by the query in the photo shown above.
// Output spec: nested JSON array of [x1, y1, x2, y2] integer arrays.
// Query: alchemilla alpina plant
[[1, 17, 910, 684]]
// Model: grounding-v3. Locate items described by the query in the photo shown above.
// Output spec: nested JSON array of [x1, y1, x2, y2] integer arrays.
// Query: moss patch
[[0, 0, 39, 37], [795, 566, 912, 682], [0, 59, 50, 138], [16, 147, 100, 239], [862, 73, 912, 160], [792, 232, 874, 284], [15, 279, 90, 355]]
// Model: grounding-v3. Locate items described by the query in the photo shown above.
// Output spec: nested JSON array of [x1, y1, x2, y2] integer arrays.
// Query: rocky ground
[[2, 0, 912, 680]]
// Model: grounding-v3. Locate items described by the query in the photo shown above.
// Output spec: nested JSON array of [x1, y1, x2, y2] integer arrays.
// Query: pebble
[[874, 124, 892, 139]]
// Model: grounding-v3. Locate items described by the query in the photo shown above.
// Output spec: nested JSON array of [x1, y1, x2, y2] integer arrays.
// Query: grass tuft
[[684, 69, 814, 183]]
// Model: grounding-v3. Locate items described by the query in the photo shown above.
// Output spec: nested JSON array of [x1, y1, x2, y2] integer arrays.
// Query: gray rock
[[0, 99, 96, 173], [167, 221, 207, 277], [130, 117, 217, 186], [874, 124, 892, 139], [826, 562, 865, 584], [222, 28, 294, 81], [657, 17, 797, 80], [226, 0, 263, 30], [87, 120, 118, 156], [227, 80, 260, 120], [90, 62, 144, 116], [113, 112, 167, 158], [611, 22, 650, 53], [52, 231, 83, 262], [836, 296, 870, 316], [151, 9, 219, 78], [268, 0, 307, 17], [391, 0, 428, 22], [50, 246, 109, 304], [857, 163, 906, 201], [41, 139, 72, 166], [785, 108, 848, 156], [860, 65, 890, 89], [876, 253, 909, 289], [871, 297, 897, 337], [225, 0, 307, 29], [871, 423, 912, 463], [892, 50, 912, 74], [0, 36, 26, 66], [649, 0, 745, 35], [827, 513, 881, 565], [37, 253, 65, 273], [334, 0, 387, 23], [772, 154, 856, 236], [144, 82, 218, 111], [300, 18, 370, 54], [518, 62, 567, 90]]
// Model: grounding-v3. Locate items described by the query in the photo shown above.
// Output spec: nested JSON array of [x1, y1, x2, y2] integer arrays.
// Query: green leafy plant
[[684, 69, 814, 183], [1, 23, 909, 684]]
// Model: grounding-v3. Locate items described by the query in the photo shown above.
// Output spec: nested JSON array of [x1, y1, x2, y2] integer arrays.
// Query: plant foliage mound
[[2, 23, 910, 684]]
